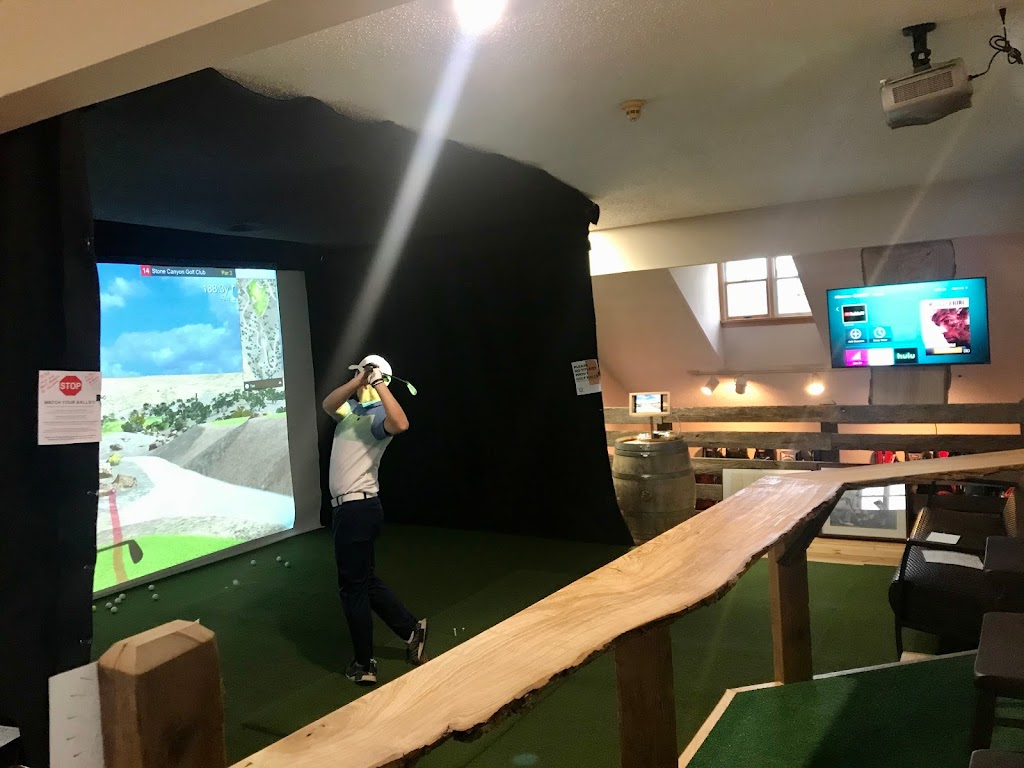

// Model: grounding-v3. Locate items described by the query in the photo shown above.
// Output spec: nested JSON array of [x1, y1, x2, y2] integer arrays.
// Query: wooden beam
[[768, 544, 812, 683], [604, 403, 1024, 425], [98, 620, 225, 768], [608, 431, 1024, 453], [234, 449, 1024, 768], [830, 434, 1024, 453], [615, 624, 677, 768], [692, 458, 840, 472], [695, 483, 723, 501]]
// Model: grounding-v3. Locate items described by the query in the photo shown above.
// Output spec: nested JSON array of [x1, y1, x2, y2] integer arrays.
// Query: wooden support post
[[615, 624, 677, 768], [769, 543, 813, 683], [818, 422, 840, 463], [98, 620, 226, 768]]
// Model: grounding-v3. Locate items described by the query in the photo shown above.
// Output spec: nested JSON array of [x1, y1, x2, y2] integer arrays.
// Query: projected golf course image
[[96, 264, 295, 592]]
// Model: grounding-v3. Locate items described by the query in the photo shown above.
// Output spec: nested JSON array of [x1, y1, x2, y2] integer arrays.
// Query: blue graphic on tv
[[826, 277, 990, 369]]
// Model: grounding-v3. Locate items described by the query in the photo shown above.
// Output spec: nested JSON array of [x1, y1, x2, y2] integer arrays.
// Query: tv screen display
[[630, 392, 670, 416], [96, 262, 296, 592], [826, 277, 990, 369]]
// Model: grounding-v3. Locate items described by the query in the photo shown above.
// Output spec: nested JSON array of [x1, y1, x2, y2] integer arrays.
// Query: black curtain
[[0, 114, 98, 767], [308, 221, 629, 544]]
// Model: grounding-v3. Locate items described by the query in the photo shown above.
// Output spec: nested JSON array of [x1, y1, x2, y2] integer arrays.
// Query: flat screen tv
[[826, 277, 990, 369]]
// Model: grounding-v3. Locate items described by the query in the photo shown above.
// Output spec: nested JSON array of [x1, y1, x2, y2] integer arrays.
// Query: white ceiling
[[220, 0, 1024, 231]]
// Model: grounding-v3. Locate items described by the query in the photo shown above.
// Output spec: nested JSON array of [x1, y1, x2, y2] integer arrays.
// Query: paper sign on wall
[[38, 371, 102, 446], [571, 359, 601, 396], [50, 662, 105, 768]]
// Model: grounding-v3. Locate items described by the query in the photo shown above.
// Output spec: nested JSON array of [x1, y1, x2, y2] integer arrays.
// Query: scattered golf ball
[[250, 559, 257, 566], [232, 579, 240, 586], [92, 605, 97, 613], [105, 602, 113, 609], [276, 556, 282, 563], [110, 606, 118, 614], [118, 593, 126, 600], [152, 594, 159, 601], [148, 584, 155, 591], [284, 561, 290, 568]]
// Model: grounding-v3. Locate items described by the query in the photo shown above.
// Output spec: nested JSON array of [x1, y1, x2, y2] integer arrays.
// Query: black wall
[[308, 223, 628, 543], [0, 115, 98, 766], [0, 67, 628, 765], [91, 218, 629, 546]]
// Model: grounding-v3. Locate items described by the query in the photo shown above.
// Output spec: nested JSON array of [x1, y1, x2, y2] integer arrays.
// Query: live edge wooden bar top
[[234, 450, 1024, 768]]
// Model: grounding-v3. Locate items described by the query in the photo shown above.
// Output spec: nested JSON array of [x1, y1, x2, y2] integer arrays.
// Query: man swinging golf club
[[322, 354, 427, 685]]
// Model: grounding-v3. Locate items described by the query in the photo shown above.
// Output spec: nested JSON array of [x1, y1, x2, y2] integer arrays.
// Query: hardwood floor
[[806, 537, 903, 567]]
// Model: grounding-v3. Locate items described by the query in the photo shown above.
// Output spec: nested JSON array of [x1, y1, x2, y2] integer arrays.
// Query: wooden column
[[98, 620, 226, 768], [615, 624, 677, 768], [768, 543, 813, 683]]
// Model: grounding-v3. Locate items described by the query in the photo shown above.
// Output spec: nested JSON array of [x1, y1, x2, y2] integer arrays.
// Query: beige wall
[[589, 172, 1024, 276], [596, 232, 1024, 412], [0, 0, 405, 133]]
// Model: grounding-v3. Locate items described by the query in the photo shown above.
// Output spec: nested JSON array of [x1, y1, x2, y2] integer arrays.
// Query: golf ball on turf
[[250, 559, 256, 566], [232, 579, 240, 586], [276, 556, 282, 562], [152, 594, 159, 601], [118, 593, 126, 600], [284, 561, 290, 568], [105, 602, 112, 609], [148, 584, 155, 591], [92, 605, 96, 612], [110, 606, 118, 614]]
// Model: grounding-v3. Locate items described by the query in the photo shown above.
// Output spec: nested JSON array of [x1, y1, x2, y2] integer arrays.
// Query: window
[[719, 255, 812, 323]]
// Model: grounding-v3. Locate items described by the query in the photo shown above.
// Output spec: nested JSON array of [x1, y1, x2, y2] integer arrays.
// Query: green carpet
[[89, 526, 951, 767], [687, 654, 1024, 768]]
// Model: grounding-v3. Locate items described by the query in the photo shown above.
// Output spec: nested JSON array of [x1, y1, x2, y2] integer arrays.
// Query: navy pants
[[331, 496, 417, 665]]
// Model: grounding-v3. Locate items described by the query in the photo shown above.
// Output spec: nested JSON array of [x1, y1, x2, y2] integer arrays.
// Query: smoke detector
[[620, 99, 647, 121]]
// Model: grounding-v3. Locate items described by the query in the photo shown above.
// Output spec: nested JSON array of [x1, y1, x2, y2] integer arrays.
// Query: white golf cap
[[348, 354, 392, 377]]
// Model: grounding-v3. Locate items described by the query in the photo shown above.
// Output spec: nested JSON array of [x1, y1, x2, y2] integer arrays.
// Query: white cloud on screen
[[100, 277, 145, 309], [101, 323, 241, 377]]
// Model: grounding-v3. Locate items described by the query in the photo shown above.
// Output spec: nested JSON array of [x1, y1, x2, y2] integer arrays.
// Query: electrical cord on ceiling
[[970, 6, 1023, 79]]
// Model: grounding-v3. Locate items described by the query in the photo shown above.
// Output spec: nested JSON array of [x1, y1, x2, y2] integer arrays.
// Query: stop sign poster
[[38, 370, 102, 445]]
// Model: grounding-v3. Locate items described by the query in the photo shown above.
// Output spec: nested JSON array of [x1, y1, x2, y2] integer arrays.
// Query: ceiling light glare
[[453, 0, 507, 35], [701, 376, 719, 396], [734, 375, 748, 395], [806, 375, 826, 396]]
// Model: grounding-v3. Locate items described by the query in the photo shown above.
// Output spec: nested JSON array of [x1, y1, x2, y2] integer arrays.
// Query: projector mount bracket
[[903, 22, 937, 72]]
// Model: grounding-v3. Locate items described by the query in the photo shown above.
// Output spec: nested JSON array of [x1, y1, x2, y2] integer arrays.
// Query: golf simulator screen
[[96, 263, 299, 592], [825, 277, 990, 369]]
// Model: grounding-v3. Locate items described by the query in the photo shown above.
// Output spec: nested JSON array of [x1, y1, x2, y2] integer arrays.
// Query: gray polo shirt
[[328, 399, 393, 498]]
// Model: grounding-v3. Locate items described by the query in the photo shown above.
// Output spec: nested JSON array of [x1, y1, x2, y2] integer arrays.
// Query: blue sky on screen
[[99, 263, 243, 378]]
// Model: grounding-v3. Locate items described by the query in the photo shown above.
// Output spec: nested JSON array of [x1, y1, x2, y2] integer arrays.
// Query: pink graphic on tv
[[844, 349, 867, 367]]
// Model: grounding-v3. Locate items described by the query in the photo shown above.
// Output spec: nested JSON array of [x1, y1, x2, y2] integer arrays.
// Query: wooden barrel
[[612, 434, 697, 545]]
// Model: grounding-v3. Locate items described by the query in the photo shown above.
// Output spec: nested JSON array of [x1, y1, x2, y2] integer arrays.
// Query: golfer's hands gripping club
[[366, 365, 388, 388]]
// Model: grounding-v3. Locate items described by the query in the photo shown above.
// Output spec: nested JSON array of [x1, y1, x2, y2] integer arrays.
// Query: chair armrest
[[905, 537, 987, 555]]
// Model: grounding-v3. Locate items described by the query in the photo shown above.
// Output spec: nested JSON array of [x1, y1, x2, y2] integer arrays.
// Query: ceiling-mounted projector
[[881, 22, 973, 128]]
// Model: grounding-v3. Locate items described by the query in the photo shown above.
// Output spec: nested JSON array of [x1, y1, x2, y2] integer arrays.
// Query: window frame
[[718, 256, 814, 326]]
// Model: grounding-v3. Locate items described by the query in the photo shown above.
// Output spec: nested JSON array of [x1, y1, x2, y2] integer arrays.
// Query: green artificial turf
[[89, 526, 960, 767], [93, 535, 243, 592], [687, 654, 1024, 768]]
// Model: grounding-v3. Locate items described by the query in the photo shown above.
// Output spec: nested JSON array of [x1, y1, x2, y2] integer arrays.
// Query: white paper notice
[[49, 662, 105, 768], [38, 371, 102, 446], [571, 359, 601, 396], [926, 532, 961, 545], [0, 725, 19, 749], [922, 550, 984, 570]]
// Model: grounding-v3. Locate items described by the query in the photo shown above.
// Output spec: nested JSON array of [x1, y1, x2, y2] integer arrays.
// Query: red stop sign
[[59, 375, 83, 396]]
